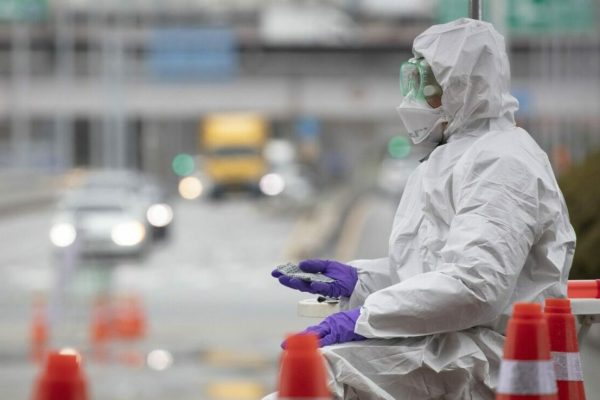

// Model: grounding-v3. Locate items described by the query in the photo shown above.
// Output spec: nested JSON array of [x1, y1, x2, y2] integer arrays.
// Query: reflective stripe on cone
[[497, 360, 557, 395], [552, 352, 584, 382]]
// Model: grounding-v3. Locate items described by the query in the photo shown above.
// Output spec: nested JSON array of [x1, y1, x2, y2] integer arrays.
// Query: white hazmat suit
[[320, 18, 575, 399]]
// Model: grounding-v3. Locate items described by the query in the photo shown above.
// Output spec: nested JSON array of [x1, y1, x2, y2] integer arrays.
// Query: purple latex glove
[[271, 259, 358, 298], [283, 308, 366, 348]]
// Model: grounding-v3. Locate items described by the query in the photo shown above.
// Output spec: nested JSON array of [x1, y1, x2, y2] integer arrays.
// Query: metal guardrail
[[0, 171, 64, 216]]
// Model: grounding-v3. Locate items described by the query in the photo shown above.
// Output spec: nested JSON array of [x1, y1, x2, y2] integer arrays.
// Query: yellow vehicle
[[201, 113, 269, 198]]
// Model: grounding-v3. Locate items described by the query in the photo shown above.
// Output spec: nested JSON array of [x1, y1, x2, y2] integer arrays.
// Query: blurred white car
[[259, 164, 316, 204], [82, 170, 174, 240], [260, 139, 316, 205], [50, 189, 149, 257]]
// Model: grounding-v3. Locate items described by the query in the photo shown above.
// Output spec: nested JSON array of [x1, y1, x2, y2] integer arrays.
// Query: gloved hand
[[271, 259, 358, 298], [284, 308, 366, 348]]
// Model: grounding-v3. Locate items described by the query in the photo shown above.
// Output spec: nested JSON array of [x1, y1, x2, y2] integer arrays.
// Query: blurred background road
[[0, 186, 394, 399], [3, 188, 600, 399], [2, 0, 600, 399], [0, 197, 308, 399]]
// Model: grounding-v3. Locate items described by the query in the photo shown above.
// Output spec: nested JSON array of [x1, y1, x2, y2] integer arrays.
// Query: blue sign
[[295, 117, 321, 140], [147, 27, 238, 81], [512, 88, 532, 117]]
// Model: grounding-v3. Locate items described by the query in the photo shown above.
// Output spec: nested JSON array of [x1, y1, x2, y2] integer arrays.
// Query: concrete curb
[[282, 185, 365, 260]]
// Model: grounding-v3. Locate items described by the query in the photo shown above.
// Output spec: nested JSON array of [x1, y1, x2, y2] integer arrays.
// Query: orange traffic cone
[[30, 296, 49, 363], [113, 294, 146, 367], [567, 280, 600, 298], [277, 333, 331, 400], [544, 298, 586, 400], [90, 296, 112, 362], [114, 295, 146, 340], [496, 303, 558, 400], [33, 350, 88, 400]]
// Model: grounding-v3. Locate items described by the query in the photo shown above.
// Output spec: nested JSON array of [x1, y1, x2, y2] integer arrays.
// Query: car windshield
[[210, 147, 260, 157], [71, 205, 123, 213]]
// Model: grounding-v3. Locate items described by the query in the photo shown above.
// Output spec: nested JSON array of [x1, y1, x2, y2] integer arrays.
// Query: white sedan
[[50, 189, 149, 257]]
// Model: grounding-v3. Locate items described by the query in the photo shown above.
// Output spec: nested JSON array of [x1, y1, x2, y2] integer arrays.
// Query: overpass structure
[[0, 0, 598, 177]]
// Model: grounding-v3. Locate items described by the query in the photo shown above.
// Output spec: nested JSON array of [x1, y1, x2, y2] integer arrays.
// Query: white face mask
[[397, 98, 447, 144]]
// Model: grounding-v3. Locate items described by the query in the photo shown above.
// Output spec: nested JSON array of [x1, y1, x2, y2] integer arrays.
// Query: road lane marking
[[206, 381, 265, 399], [203, 350, 269, 369], [282, 188, 353, 260], [334, 195, 377, 261]]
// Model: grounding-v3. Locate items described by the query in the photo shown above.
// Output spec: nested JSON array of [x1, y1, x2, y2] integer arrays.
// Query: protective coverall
[[270, 18, 576, 400], [322, 18, 575, 399]]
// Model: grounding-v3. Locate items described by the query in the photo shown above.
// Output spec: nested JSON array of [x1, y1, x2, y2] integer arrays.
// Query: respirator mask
[[397, 57, 447, 144]]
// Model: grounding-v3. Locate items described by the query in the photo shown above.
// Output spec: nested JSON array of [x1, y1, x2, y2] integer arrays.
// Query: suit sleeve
[[340, 257, 392, 310], [355, 151, 541, 338]]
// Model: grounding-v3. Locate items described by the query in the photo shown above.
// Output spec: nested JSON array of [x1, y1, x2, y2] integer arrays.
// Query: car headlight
[[50, 223, 77, 247], [178, 177, 203, 200], [111, 221, 146, 246], [259, 173, 286, 196], [146, 204, 173, 228]]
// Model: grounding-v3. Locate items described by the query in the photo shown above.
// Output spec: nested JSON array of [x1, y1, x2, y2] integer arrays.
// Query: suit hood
[[412, 18, 519, 137]]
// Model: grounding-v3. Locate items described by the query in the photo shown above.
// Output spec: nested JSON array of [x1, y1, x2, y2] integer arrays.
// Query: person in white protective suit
[[267, 18, 576, 400]]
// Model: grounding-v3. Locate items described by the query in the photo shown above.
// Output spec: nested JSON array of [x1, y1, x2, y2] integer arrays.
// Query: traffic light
[[387, 136, 411, 159], [171, 153, 195, 176]]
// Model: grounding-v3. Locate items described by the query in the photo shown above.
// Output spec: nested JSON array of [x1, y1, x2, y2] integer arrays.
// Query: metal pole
[[10, 21, 31, 169], [54, 3, 74, 172], [469, 0, 482, 20]]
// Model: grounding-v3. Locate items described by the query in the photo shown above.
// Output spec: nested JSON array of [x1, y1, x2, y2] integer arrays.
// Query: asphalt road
[[0, 197, 312, 400]]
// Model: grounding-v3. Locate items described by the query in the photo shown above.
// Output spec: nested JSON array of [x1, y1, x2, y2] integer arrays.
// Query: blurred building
[[0, 0, 599, 179]]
